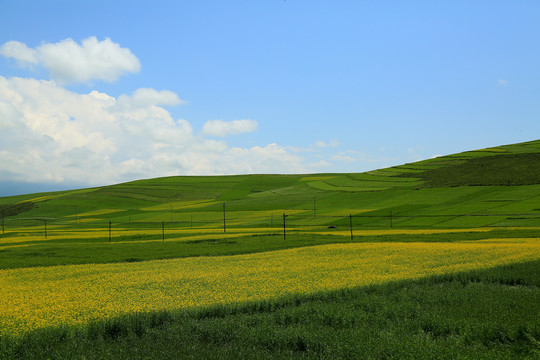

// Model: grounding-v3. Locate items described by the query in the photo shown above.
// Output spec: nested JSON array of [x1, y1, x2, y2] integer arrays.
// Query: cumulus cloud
[[116, 88, 184, 110], [0, 37, 322, 186], [0, 76, 307, 186], [0, 37, 140, 84], [0, 41, 38, 66], [202, 119, 258, 137]]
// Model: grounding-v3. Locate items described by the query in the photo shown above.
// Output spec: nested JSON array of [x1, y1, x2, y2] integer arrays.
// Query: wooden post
[[162, 221, 165, 242], [223, 203, 226, 233], [349, 214, 353, 241], [108, 221, 111, 242]]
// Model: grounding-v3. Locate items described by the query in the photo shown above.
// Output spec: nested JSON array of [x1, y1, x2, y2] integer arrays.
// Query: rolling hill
[[1, 139, 540, 230]]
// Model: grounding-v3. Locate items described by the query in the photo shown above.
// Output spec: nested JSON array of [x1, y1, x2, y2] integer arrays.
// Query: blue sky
[[0, 1, 539, 195]]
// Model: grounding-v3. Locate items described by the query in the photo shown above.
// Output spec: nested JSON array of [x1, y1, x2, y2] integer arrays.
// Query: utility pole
[[349, 214, 353, 241], [283, 213, 287, 240]]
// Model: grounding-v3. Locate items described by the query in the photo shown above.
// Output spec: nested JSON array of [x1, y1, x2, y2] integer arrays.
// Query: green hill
[[2, 139, 540, 229], [1, 139, 539, 270]]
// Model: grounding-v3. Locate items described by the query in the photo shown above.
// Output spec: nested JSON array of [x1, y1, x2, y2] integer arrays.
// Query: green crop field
[[1, 140, 540, 359]]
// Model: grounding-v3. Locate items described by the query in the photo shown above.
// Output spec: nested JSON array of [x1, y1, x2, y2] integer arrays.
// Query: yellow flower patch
[[1, 239, 538, 336]]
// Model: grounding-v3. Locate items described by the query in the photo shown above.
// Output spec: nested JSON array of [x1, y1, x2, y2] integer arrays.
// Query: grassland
[[1, 139, 540, 359]]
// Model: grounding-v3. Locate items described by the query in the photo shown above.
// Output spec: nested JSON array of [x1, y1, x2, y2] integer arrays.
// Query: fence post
[[349, 214, 353, 241]]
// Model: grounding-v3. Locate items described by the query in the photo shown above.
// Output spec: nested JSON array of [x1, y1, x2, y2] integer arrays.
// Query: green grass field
[[1, 139, 540, 359]]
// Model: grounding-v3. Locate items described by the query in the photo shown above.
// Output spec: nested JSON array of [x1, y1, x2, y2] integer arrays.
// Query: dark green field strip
[[2, 260, 538, 360], [1, 234, 328, 269], [415, 153, 540, 187], [0, 202, 35, 217]]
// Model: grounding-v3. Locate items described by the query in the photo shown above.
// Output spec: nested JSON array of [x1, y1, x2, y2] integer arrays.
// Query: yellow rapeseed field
[[313, 228, 494, 237], [1, 239, 539, 335]]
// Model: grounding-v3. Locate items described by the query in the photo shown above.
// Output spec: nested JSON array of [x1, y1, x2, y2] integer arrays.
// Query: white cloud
[[497, 78, 508, 86], [0, 41, 38, 66], [306, 159, 332, 170], [315, 139, 340, 148], [116, 88, 184, 110], [286, 145, 317, 153], [0, 37, 141, 84], [0, 76, 308, 186], [332, 154, 356, 163], [202, 119, 258, 137]]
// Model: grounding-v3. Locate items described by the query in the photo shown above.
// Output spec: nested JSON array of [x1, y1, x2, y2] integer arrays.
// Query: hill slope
[[1, 139, 540, 230]]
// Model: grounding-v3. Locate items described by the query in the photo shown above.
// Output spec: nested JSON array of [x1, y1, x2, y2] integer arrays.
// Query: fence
[[1, 209, 539, 242]]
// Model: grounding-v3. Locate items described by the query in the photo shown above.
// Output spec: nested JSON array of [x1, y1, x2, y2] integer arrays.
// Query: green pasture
[[1, 139, 539, 268], [1, 139, 539, 269]]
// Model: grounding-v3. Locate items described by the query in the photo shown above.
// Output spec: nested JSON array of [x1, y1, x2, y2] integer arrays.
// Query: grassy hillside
[[1, 139, 540, 227], [1, 139, 540, 270]]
